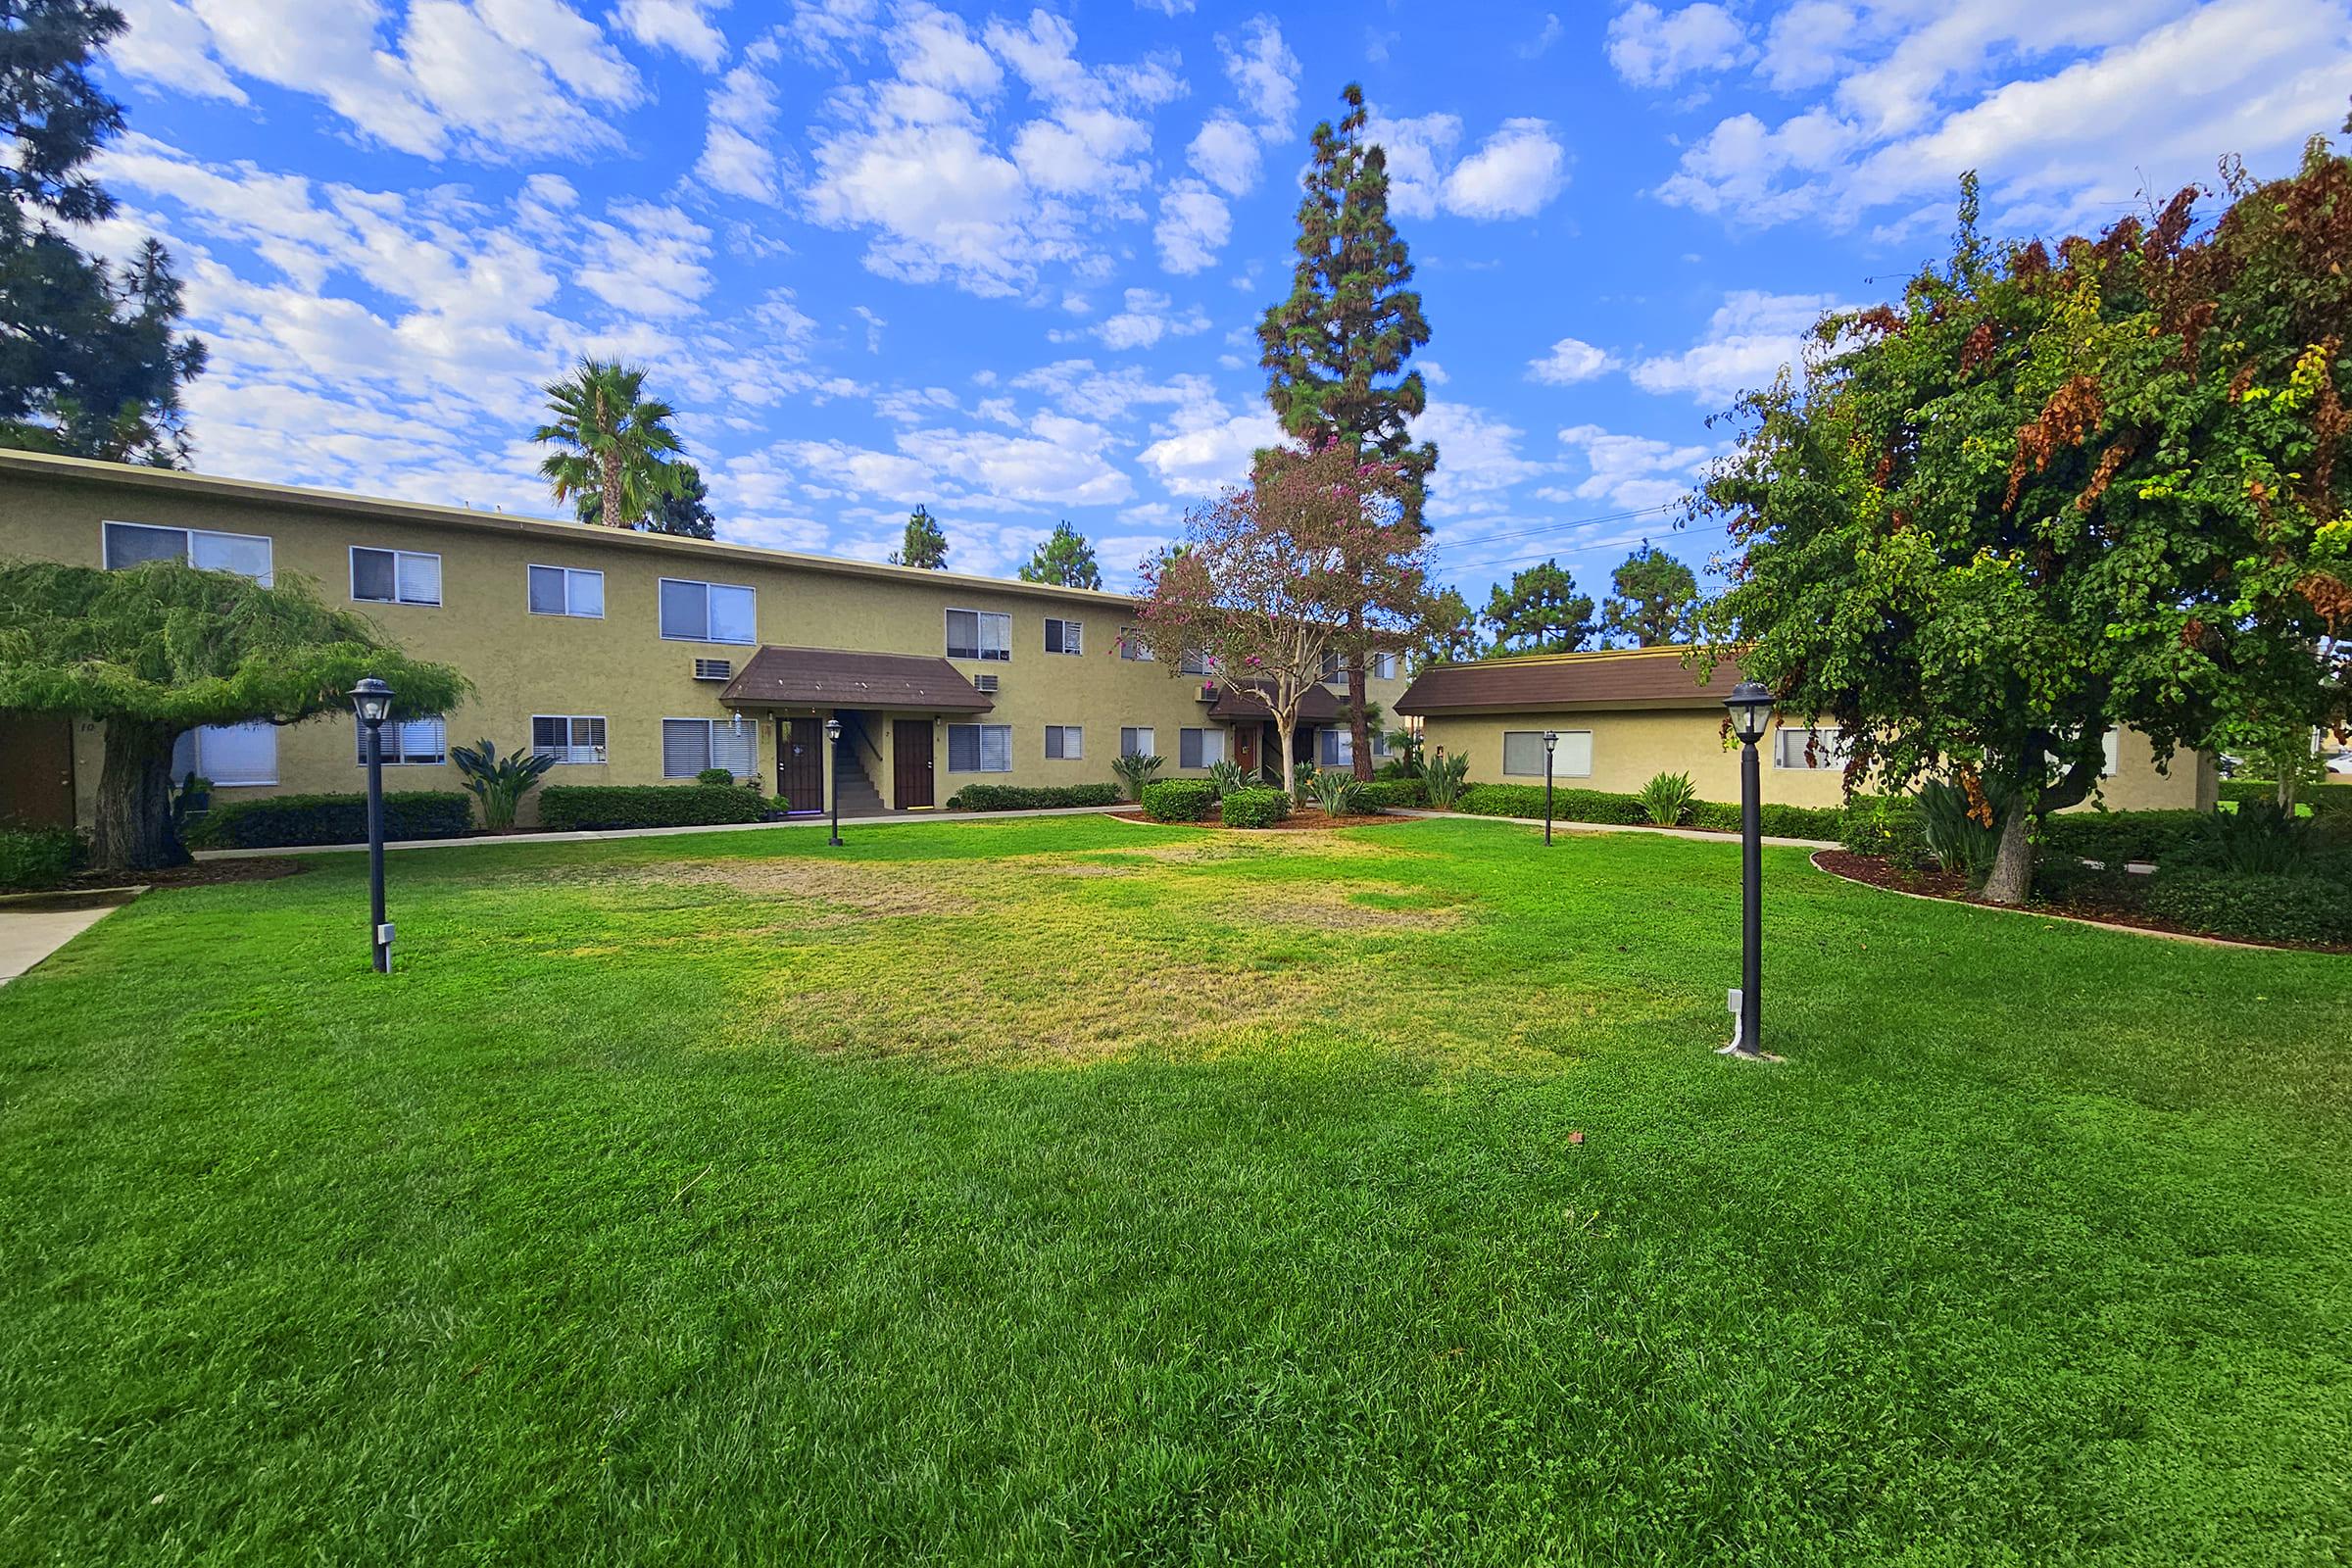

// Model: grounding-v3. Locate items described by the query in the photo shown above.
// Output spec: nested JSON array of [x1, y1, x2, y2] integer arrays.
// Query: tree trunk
[[91, 719, 187, 873], [1980, 802, 2034, 906], [2278, 771, 2297, 810], [1275, 716, 1298, 800], [1347, 609, 1373, 781], [600, 449, 623, 528]]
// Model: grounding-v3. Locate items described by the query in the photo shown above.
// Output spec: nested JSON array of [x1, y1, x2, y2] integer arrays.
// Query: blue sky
[[86, 0, 2352, 609]]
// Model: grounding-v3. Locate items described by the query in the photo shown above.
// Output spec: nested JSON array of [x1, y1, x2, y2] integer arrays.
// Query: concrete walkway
[[0, 896, 137, 985], [1389, 808, 1838, 850], [199, 802, 1133, 860]]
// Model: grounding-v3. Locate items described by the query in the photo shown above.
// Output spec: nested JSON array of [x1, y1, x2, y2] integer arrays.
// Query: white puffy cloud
[[1138, 398, 1281, 497], [697, 42, 789, 201], [1188, 116, 1262, 196], [1628, 291, 1841, 407], [1079, 288, 1211, 350], [1411, 402, 1549, 519], [1551, 424, 1712, 512], [1527, 337, 1617, 386], [616, 0, 731, 69], [1758, 0, 1858, 91], [1441, 120, 1570, 220], [114, 0, 249, 102], [1605, 2, 1750, 88], [1217, 16, 1298, 135], [1154, 181, 1231, 275], [576, 201, 715, 318]]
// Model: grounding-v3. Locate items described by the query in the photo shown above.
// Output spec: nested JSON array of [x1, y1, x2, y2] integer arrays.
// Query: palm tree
[[533, 360, 689, 527]]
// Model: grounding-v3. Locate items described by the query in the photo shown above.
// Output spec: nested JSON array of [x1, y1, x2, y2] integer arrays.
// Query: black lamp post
[[824, 714, 844, 846], [350, 676, 394, 974], [1722, 679, 1774, 1058], [1543, 730, 1559, 846]]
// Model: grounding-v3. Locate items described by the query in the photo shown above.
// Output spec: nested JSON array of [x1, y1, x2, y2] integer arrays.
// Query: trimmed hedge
[[537, 784, 769, 832], [1141, 779, 1218, 822], [2039, 809, 2210, 867], [186, 791, 473, 849], [1839, 795, 1929, 868], [1351, 778, 1428, 810], [942, 783, 1121, 811], [1689, 799, 1847, 841], [2141, 866, 2352, 945], [2223, 779, 2352, 813], [0, 825, 86, 891], [1220, 787, 1291, 828], [1452, 782, 1844, 840]]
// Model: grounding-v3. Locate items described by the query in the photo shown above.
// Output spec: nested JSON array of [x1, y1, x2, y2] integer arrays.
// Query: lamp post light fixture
[[350, 676, 395, 974], [1722, 679, 1775, 1058], [1543, 730, 1559, 847], [824, 714, 845, 847]]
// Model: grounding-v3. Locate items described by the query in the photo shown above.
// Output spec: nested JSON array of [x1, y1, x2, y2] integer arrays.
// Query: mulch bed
[[1813, 849, 2349, 953], [71, 858, 310, 891], [1109, 808, 1405, 832]]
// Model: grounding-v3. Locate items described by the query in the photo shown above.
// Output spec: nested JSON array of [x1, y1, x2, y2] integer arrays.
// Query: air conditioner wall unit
[[693, 659, 732, 681], [972, 673, 1001, 694]]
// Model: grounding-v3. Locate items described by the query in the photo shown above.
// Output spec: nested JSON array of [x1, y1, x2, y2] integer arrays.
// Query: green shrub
[[1207, 759, 1248, 797], [1457, 784, 1647, 824], [186, 791, 474, 849], [1918, 778, 1999, 877], [2223, 779, 2352, 813], [453, 738, 559, 830], [943, 783, 1121, 811], [694, 766, 737, 787], [1753, 804, 1848, 841], [1838, 795, 1930, 867], [537, 784, 768, 832], [2142, 866, 2352, 945], [2031, 855, 2142, 908], [1140, 779, 1218, 822], [1422, 753, 1470, 808], [1352, 778, 1428, 810], [1637, 770, 1697, 826], [0, 825, 86, 891], [2040, 809, 2212, 867], [1220, 787, 1291, 828], [1110, 753, 1162, 802]]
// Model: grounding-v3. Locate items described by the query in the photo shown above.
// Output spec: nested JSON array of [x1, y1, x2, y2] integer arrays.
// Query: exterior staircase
[[831, 716, 889, 817]]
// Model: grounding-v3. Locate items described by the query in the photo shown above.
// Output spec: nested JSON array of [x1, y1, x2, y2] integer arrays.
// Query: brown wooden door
[[777, 717, 824, 813], [893, 719, 934, 808], [0, 712, 75, 826], [1235, 725, 1258, 780]]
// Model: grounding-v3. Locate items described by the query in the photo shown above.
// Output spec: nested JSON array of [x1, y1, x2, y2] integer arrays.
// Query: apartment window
[[355, 716, 447, 766], [1119, 631, 1154, 661], [1045, 725, 1084, 760], [1120, 726, 1156, 759], [1321, 653, 1346, 685], [531, 714, 608, 764], [662, 717, 755, 778], [1179, 649, 1212, 676], [1502, 729, 1592, 777], [948, 723, 1012, 772], [170, 722, 276, 787], [947, 608, 1011, 662], [528, 564, 604, 618], [2042, 728, 2122, 779], [1179, 727, 1226, 768], [1316, 728, 1394, 769], [1044, 617, 1083, 656], [1369, 653, 1397, 680], [103, 520, 272, 584], [660, 578, 756, 644], [1774, 725, 1849, 771], [350, 546, 441, 606]]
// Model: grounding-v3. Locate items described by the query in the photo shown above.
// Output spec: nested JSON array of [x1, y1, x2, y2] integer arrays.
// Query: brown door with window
[[893, 719, 934, 808], [1235, 724, 1258, 781], [777, 717, 824, 813], [0, 712, 75, 826]]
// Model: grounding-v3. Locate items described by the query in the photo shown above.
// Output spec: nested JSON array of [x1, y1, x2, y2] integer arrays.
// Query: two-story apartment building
[[0, 451, 1408, 829]]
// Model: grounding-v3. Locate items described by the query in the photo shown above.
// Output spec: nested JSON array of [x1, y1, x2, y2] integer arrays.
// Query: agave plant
[[1637, 769, 1697, 826], [1423, 752, 1471, 809], [1208, 758, 1248, 797], [1308, 768, 1362, 815], [1916, 777, 2001, 877], [1110, 752, 1162, 802], [452, 738, 559, 831], [1292, 760, 1317, 801]]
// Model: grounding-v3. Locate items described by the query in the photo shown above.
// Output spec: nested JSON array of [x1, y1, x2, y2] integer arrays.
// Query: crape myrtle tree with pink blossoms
[[1133, 443, 1427, 798]]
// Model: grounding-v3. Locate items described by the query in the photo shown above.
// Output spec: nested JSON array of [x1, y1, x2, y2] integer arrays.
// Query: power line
[[1439, 517, 1738, 579]]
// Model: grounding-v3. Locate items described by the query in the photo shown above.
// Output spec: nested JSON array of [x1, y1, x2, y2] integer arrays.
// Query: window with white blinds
[[1773, 725, 1848, 770], [1119, 631, 1154, 661], [1045, 725, 1083, 760], [531, 714, 607, 764], [947, 723, 1012, 772], [350, 546, 441, 606], [171, 722, 277, 787], [1502, 730, 1592, 777], [947, 609, 1011, 662], [528, 564, 604, 617], [1179, 727, 1224, 768], [1120, 726, 1155, 759], [1179, 650, 1211, 675], [1044, 617, 1083, 655], [662, 718, 755, 777], [103, 520, 273, 584], [355, 716, 447, 765]]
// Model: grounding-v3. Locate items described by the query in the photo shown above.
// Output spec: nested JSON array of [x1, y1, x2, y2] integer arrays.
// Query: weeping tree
[[1696, 137, 2351, 904], [0, 561, 467, 870]]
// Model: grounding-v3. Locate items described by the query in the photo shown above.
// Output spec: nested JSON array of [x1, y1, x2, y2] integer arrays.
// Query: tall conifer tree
[[1256, 82, 1439, 776]]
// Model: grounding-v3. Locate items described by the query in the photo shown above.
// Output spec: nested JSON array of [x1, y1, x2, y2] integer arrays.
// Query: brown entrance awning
[[1203, 680, 1347, 723], [718, 646, 995, 711]]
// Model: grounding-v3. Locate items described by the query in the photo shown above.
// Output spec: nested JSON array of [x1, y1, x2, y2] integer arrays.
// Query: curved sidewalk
[[1386, 808, 1838, 850]]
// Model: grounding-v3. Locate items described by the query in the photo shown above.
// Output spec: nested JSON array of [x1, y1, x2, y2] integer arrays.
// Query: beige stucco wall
[[1417, 709, 2216, 812], [0, 469, 1406, 827]]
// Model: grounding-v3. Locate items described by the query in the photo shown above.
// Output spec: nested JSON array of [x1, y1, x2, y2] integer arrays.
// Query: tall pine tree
[[0, 0, 206, 466], [1017, 520, 1102, 590], [1601, 542, 1699, 647], [1483, 561, 1596, 655], [1256, 82, 1439, 777], [889, 505, 948, 569]]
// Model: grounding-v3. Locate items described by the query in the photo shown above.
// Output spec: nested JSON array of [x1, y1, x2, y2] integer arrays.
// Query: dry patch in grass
[[1227, 881, 1471, 933]]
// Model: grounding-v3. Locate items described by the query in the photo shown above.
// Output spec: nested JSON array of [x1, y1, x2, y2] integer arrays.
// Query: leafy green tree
[[889, 505, 948, 569], [0, 561, 468, 871], [577, 461, 716, 538], [1482, 560, 1595, 655], [1601, 542, 1700, 647], [1257, 81, 1440, 776], [1696, 144, 2351, 905], [1017, 520, 1102, 589], [1414, 584, 1483, 666], [533, 360, 689, 528], [0, 0, 206, 465]]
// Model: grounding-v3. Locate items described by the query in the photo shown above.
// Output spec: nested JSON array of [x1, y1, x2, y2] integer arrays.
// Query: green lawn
[[2, 815, 2346, 1565]]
